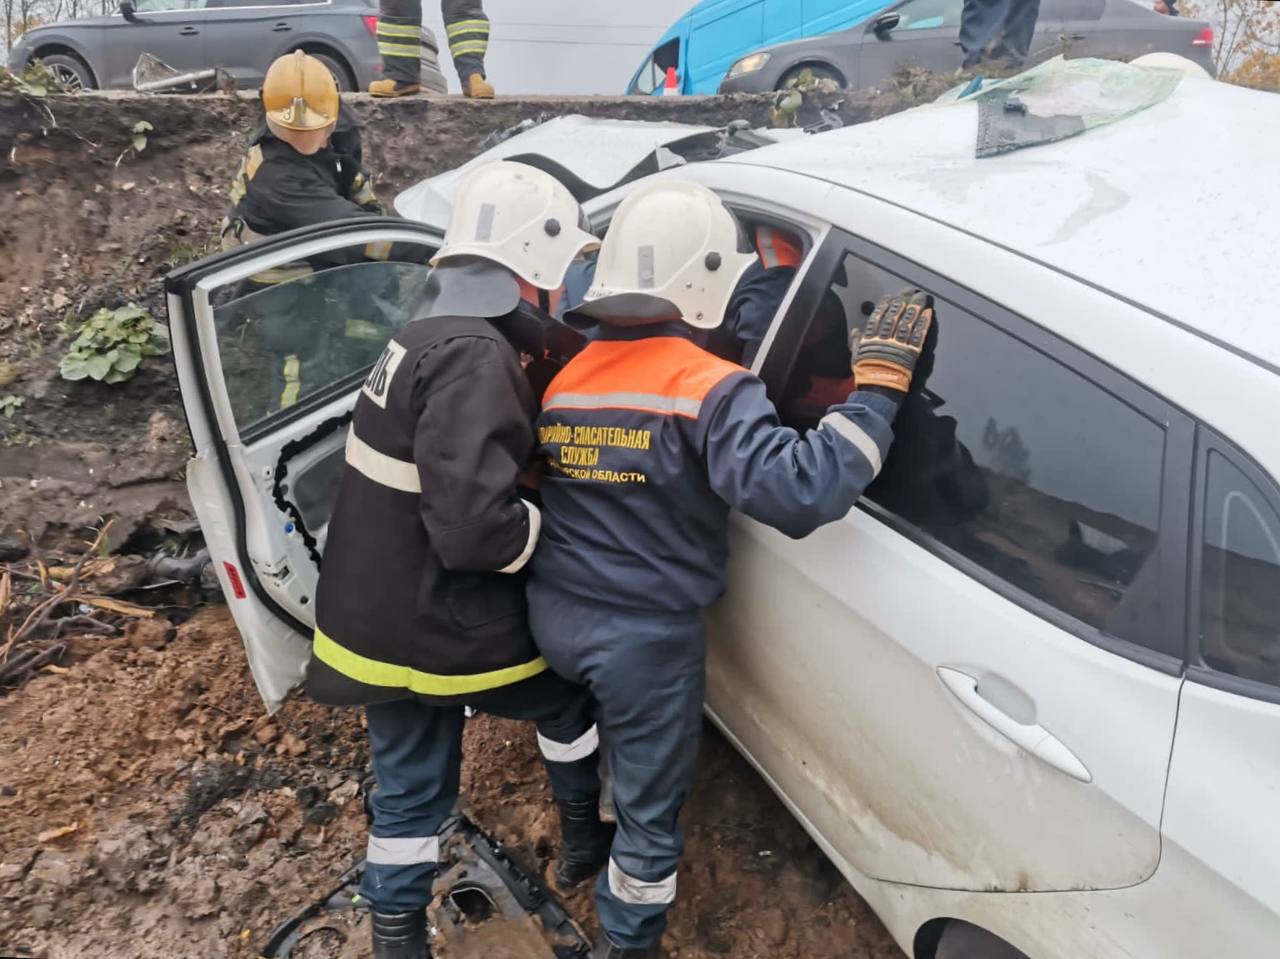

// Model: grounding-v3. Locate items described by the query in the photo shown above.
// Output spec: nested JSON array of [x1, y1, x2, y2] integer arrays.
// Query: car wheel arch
[[29, 42, 99, 87], [914, 919, 1031, 959], [777, 59, 848, 90], [292, 43, 356, 91]]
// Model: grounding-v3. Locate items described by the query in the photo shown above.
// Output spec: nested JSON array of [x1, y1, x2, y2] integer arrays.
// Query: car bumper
[[718, 70, 777, 95]]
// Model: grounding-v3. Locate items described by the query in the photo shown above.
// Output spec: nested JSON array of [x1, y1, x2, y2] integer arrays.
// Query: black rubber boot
[[591, 935, 660, 958], [371, 908, 430, 959], [554, 797, 615, 889]]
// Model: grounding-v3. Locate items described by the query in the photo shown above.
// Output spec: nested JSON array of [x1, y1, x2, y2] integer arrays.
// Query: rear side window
[[1198, 451, 1280, 688], [774, 251, 1169, 650]]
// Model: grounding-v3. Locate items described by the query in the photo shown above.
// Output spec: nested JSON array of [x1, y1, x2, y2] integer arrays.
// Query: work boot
[[591, 935, 660, 958], [369, 78, 421, 97], [464, 73, 495, 98], [555, 797, 615, 889], [371, 908, 430, 959]]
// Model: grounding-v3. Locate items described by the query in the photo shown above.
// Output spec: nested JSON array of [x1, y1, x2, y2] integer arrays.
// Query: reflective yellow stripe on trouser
[[280, 354, 301, 409], [446, 17, 488, 66], [312, 629, 548, 696]]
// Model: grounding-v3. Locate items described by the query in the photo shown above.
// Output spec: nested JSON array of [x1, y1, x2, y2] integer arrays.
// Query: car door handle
[[272, 21, 292, 31], [937, 667, 1092, 783], [1061, 32, 1087, 41], [179, 26, 199, 35]]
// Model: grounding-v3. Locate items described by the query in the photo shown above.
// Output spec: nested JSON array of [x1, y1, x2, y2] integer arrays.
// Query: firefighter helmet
[[431, 161, 599, 290], [262, 51, 340, 133], [571, 180, 756, 330]]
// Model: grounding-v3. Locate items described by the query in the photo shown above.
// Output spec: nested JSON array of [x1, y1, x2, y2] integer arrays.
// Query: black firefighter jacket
[[306, 311, 547, 706]]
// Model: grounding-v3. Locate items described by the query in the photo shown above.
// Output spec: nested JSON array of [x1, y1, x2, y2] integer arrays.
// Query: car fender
[[18, 28, 103, 79], [277, 31, 360, 78]]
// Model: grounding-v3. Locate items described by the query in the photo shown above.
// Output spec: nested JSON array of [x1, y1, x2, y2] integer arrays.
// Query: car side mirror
[[873, 12, 902, 36], [119, 0, 140, 22]]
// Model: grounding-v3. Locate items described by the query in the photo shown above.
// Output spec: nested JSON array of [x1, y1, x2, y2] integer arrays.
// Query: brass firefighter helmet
[[262, 51, 339, 132]]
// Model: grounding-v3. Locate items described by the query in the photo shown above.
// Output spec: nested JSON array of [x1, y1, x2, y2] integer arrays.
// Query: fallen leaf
[[0, 571, 10, 615], [79, 596, 156, 618], [38, 823, 80, 843]]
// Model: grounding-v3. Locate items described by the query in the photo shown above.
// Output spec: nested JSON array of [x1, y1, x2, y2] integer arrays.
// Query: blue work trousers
[[528, 579, 707, 950], [360, 670, 600, 912]]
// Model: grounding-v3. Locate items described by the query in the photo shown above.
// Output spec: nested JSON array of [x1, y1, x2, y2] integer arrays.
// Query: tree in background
[[1181, 0, 1280, 90]]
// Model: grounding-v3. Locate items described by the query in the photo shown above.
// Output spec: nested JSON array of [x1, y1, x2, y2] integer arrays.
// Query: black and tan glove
[[851, 290, 934, 396]]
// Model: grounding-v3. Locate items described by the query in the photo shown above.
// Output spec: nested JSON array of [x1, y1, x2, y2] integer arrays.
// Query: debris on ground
[[0, 519, 213, 693], [0, 604, 900, 958]]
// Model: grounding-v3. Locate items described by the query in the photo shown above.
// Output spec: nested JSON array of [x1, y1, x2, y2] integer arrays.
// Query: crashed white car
[[166, 67, 1280, 959]]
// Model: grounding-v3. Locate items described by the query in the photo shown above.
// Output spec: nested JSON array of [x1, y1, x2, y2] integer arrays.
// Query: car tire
[[778, 62, 846, 90], [38, 53, 96, 93], [935, 921, 1030, 959], [304, 50, 355, 92]]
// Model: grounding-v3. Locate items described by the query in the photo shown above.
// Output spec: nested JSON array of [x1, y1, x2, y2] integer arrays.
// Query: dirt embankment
[[0, 82, 951, 548], [0, 606, 901, 959]]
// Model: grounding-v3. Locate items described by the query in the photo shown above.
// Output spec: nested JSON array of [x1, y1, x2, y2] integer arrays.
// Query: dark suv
[[6, 0, 446, 92]]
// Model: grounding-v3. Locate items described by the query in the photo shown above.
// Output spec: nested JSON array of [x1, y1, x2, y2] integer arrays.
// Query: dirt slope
[[0, 606, 902, 958]]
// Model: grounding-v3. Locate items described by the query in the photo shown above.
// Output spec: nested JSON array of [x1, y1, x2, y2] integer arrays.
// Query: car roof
[[725, 74, 1280, 373]]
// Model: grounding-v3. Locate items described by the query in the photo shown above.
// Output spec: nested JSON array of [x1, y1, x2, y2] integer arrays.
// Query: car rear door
[[705, 220, 1192, 892], [103, 0, 210, 86], [201, 0, 302, 88], [1155, 427, 1280, 954], [165, 218, 440, 710]]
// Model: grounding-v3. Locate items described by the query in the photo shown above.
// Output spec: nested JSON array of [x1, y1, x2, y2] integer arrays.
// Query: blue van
[[627, 0, 893, 95]]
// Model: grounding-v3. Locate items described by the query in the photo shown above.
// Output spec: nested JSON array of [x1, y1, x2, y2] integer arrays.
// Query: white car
[[165, 65, 1280, 959]]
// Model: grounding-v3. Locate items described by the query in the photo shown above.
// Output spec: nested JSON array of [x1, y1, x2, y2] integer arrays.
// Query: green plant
[[59, 305, 170, 385], [0, 394, 23, 417], [0, 62, 67, 97]]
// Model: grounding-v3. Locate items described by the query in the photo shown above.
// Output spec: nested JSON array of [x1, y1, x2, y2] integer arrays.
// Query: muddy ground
[[0, 82, 972, 958], [0, 606, 902, 959]]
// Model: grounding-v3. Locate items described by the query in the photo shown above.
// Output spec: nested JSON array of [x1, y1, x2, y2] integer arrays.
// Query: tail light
[[1192, 26, 1213, 47], [362, 14, 378, 36]]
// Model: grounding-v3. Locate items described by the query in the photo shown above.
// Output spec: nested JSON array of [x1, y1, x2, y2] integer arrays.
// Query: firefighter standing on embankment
[[526, 180, 934, 959], [305, 161, 616, 959], [371, 0, 494, 98], [220, 51, 398, 409]]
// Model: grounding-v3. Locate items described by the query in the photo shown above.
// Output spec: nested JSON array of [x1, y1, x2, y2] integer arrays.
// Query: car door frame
[[165, 217, 442, 707], [716, 220, 1198, 892], [759, 226, 1195, 669]]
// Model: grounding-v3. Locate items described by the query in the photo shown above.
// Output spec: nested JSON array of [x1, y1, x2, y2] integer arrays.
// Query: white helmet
[[572, 180, 757, 330], [1131, 52, 1212, 80], [431, 160, 599, 290]]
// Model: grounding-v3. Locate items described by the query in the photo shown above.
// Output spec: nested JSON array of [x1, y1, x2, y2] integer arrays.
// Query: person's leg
[[531, 581, 706, 951], [373, 0, 423, 94], [441, 0, 493, 96], [959, 0, 1011, 66], [996, 0, 1043, 63], [360, 697, 465, 912], [471, 663, 610, 887]]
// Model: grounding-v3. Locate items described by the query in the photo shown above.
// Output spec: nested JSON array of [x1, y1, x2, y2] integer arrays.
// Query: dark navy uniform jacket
[[532, 324, 897, 614]]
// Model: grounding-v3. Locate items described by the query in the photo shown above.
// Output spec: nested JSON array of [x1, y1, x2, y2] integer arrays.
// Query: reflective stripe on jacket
[[532, 324, 898, 613], [308, 313, 547, 706]]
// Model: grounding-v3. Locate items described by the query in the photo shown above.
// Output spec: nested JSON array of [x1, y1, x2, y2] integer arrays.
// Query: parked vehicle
[[165, 64, 1280, 958], [416, 0, 696, 95], [5, 0, 445, 93], [718, 0, 1216, 93], [628, 0, 894, 95]]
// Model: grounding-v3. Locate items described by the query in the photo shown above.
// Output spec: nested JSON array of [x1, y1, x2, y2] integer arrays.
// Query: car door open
[[165, 218, 441, 711]]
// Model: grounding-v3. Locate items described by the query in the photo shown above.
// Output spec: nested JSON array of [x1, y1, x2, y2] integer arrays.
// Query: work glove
[[851, 289, 935, 396]]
